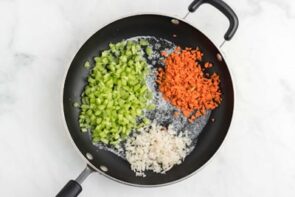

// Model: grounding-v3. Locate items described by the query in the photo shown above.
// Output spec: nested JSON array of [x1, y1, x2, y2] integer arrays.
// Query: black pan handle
[[56, 180, 82, 197], [188, 0, 239, 40], [56, 166, 94, 197]]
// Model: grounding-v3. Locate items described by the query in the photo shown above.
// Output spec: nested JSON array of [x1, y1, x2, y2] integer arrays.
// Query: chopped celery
[[139, 39, 149, 46], [79, 39, 154, 145], [73, 102, 80, 108], [84, 61, 90, 69], [145, 46, 153, 57]]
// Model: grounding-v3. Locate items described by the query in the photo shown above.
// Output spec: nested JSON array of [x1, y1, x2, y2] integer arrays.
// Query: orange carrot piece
[[157, 47, 222, 121], [161, 51, 168, 57], [174, 111, 180, 117], [204, 62, 213, 68]]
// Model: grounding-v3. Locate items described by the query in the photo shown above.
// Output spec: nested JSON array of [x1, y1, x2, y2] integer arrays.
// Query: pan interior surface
[[63, 14, 234, 186]]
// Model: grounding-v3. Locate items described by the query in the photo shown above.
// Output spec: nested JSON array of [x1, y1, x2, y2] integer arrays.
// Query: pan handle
[[56, 166, 94, 197], [188, 0, 239, 41]]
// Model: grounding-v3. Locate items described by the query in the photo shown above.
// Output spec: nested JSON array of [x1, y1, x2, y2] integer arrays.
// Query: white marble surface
[[1, 0, 295, 196]]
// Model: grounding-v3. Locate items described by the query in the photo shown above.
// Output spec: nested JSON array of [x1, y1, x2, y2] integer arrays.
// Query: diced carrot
[[161, 51, 168, 57], [174, 111, 179, 117], [156, 47, 222, 122], [204, 62, 213, 68]]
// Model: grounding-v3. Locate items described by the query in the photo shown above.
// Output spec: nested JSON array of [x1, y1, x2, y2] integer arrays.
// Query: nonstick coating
[[63, 14, 234, 186]]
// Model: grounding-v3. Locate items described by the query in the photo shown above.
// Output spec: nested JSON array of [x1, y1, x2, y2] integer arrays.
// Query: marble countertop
[[1, 0, 295, 196]]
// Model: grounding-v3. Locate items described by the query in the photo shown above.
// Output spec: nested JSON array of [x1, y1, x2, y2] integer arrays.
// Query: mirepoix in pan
[[57, 0, 238, 196]]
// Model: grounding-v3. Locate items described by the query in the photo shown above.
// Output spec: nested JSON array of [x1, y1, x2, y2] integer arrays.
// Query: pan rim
[[60, 12, 235, 187]]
